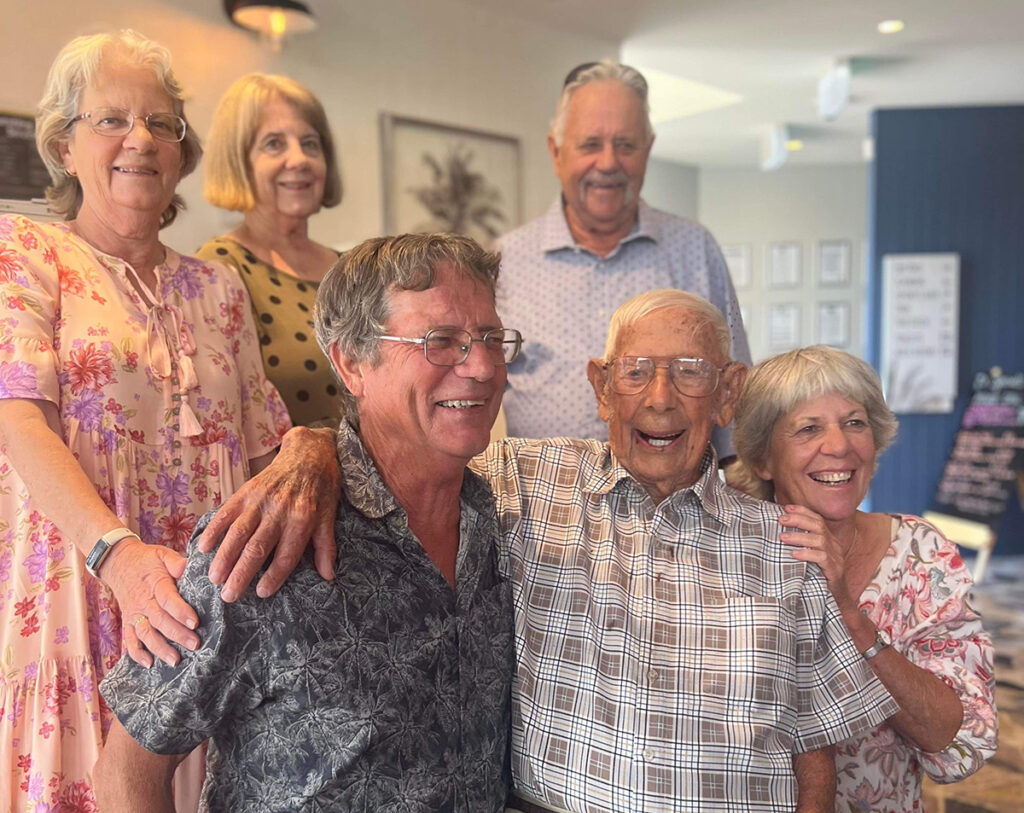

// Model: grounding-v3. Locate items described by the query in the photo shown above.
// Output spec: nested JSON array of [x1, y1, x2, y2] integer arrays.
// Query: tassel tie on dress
[[145, 303, 203, 437]]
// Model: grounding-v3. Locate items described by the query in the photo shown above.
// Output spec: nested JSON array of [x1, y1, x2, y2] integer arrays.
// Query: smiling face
[[548, 79, 651, 241], [59, 55, 182, 233], [248, 95, 327, 220], [332, 263, 505, 477], [757, 392, 877, 522], [587, 306, 743, 504]]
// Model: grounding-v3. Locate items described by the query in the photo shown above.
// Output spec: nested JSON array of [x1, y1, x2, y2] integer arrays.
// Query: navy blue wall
[[869, 106, 1024, 555]]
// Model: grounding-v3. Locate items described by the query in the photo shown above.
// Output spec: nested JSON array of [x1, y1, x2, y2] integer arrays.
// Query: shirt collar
[[335, 421, 494, 520], [580, 440, 730, 520], [540, 196, 659, 255]]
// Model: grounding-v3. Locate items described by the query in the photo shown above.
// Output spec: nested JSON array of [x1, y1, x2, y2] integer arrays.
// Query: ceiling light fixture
[[786, 139, 804, 152], [877, 19, 905, 34], [224, 0, 316, 51]]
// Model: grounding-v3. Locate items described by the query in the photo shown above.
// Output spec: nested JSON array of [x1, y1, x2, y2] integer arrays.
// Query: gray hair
[[314, 233, 502, 420], [603, 288, 731, 363], [35, 29, 202, 227], [732, 345, 899, 499], [551, 60, 653, 148]]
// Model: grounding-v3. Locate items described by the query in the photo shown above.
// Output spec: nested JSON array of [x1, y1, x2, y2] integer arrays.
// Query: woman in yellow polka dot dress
[[198, 74, 342, 426]]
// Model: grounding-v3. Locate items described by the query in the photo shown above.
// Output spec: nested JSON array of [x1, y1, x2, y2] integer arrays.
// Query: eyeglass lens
[[611, 358, 719, 396], [79, 108, 186, 142], [424, 329, 521, 366]]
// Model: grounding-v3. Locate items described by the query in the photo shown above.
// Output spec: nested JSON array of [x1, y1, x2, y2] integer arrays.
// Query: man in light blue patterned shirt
[[497, 60, 751, 455]]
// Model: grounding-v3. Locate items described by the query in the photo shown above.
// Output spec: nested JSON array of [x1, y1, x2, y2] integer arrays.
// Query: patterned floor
[[922, 556, 1024, 813]]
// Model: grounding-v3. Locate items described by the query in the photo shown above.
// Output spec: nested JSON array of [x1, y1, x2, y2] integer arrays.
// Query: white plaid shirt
[[476, 438, 898, 812]]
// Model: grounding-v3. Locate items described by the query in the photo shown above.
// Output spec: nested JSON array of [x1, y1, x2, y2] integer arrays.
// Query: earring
[[63, 167, 77, 177]]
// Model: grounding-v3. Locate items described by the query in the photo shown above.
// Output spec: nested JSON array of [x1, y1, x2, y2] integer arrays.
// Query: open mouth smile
[[637, 429, 682, 448], [437, 399, 485, 409], [809, 471, 853, 485]]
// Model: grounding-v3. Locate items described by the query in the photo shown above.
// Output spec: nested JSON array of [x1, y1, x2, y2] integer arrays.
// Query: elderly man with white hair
[[481, 289, 897, 813], [497, 60, 751, 458]]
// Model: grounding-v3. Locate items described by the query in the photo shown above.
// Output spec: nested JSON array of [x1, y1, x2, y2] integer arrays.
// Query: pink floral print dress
[[0, 215, 289, 812], [835, 514, 998, 812]]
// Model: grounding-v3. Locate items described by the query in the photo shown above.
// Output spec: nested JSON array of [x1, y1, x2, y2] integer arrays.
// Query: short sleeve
[[0, 215, 63, 404], [99, 512, 268, 754], [203, 256, 291, 459], [891, 519, 998, 782], [792, 565, 899, 752]]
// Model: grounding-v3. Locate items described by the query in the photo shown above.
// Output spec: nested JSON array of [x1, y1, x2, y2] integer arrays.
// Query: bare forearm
[[794, 746, 835, 813], [0, 398, 125, 558], [94, 718, 181, 812], [842, 609, 963, 751]]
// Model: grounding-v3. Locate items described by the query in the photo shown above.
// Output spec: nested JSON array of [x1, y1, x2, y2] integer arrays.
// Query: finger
[[221, 520, 281, 602], [154, 549, 200, 631], [311, 514, 337, 582], [779, 531, 824, 549], [133, 616, 180, 668], [147, 596, 201, 652], [123, 621, 154, 668], [197, 499, 243, 553], [208, 507, 264, 585], [256, 519, 314, 599]]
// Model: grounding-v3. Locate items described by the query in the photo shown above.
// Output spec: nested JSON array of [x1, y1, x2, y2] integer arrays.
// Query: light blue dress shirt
[[496, 197, 751, 456]]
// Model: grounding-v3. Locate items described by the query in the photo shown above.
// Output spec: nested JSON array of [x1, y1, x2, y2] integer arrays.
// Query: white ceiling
[[456, 0, 1024, 167]]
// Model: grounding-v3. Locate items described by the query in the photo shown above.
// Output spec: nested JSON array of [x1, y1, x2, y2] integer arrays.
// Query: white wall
[[642, 157, 699, 220], [699, 164, 869, 363], [0, 0, 615, 254]]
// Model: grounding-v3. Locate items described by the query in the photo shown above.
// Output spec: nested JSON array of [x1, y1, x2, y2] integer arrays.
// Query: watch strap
[[862, 628, 891, 661], [85, 526, 139, 578]]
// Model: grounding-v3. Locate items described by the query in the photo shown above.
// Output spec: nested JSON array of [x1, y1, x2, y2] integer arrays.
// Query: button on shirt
[[474, 438, 899, 813], [496, 198, 751, 455], [102, 422, 513, 812]]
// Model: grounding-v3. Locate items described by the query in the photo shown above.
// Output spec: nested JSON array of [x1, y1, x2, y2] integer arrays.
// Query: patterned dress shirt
[[102, 422, 513, 812], [473, 438, 899, 813], [495, 198, 751, 455]]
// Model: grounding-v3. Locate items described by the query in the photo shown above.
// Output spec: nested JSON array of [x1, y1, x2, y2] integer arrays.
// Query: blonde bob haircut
[[35, 29, 202, 227], [203, 73, 342, 212], [602, 288, 731, 363], [732, 345, 898, 499]]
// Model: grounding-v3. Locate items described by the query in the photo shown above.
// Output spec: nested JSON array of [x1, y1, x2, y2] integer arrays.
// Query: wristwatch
[[85, 526, 139, 578], [861, 627, 892, 661]]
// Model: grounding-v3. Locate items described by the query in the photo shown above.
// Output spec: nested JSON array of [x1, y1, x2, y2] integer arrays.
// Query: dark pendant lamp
[[224, 0, 316, 50]]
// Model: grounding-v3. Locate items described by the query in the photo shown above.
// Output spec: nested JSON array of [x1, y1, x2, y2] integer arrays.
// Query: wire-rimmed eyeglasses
[[379, 327, 522, 367], [69, 107, 188, 143], [604, 356, 730, 398]]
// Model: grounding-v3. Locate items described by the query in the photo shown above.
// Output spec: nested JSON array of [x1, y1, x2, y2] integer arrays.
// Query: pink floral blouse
[[0, 215, 289, 812], [835, 514, 998, 812]]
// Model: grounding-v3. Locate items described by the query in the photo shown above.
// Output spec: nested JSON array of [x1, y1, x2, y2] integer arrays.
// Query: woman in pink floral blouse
[[732, 345, 997, 812], [0, 30, 337, 812]]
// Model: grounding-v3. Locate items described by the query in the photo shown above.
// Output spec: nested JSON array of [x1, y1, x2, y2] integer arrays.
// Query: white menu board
[[880, 253, 959, 413]]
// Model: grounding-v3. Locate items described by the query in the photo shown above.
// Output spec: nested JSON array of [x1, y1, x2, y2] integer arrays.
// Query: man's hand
[[198, 426, 340, 601]]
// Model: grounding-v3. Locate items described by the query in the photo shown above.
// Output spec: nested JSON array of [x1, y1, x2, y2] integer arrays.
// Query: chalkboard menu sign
[[930, 370, 1024, 527]]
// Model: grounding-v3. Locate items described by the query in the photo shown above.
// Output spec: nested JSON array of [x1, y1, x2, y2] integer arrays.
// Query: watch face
[[878, 628, 892, 647]]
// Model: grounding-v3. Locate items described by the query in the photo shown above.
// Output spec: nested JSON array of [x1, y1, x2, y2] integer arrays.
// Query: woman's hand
[[197, 426, 340, 602], [778, 504, 858, 612], [100, 537, 200, 668]]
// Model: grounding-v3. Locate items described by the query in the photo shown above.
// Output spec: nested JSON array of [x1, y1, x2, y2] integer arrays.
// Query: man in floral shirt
[[95, 234, 517, 812]]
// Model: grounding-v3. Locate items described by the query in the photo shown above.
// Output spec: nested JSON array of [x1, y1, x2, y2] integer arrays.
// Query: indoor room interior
[[2, 1, 1022, 810]]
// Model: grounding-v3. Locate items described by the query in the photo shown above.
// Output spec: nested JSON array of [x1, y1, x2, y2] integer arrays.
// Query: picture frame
[[766, 241, 802, 288], [767, 303, 801, 348], [721, 243, 752, 289], [817, 239, 852, 287], [816, 301, 850, 347], [380, 113, 522, 245]]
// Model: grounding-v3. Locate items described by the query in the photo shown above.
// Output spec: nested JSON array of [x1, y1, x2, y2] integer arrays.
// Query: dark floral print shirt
[[101, 422, 513, 812]]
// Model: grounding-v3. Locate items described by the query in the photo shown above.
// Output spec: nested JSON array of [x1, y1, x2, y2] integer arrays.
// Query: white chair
[[923, 511, 997, 585]]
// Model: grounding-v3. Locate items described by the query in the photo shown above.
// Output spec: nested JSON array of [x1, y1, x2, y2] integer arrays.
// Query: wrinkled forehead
[[612, 306, 719, 360]]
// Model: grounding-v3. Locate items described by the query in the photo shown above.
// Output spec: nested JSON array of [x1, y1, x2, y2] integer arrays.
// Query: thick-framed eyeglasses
[[379, 327, 523, 367], [605, 356, 730, 397], [68, 107, 188, 143]]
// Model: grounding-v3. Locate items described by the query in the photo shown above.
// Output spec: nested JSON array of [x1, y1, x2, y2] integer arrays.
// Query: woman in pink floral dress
[[0, 31, 338, 812], [733, 345, 997, 812]]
